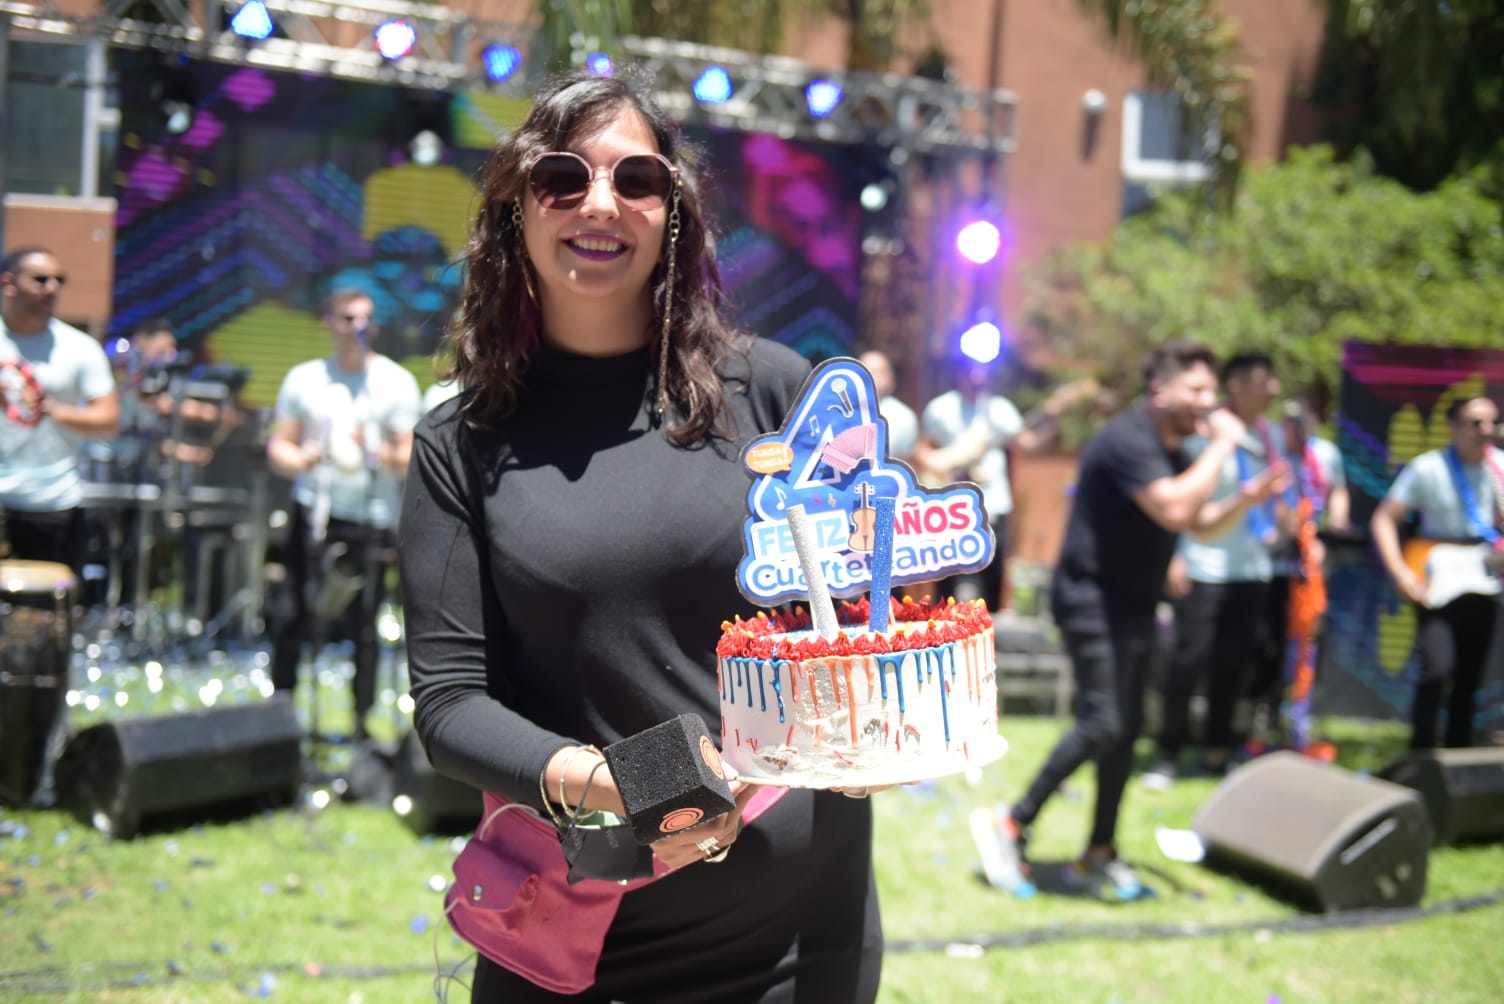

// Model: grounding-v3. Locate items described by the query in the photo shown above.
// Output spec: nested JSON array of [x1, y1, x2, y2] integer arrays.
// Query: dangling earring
[[512, 199, 538, 304], [656, 185, 683, 419]]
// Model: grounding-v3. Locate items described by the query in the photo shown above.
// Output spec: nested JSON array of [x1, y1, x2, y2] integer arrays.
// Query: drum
[[0, 560, 76, 807]]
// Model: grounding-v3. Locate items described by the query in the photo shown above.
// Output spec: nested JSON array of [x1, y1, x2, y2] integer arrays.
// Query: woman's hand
[[651, 775, 759, 870]]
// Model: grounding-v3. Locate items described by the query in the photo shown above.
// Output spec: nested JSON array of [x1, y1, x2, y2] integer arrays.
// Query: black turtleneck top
[[400, 337, 881, 1002]]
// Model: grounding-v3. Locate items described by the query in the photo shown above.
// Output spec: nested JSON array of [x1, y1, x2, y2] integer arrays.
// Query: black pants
[[1158, 579, 1269, 759], [3, 507, 86, 574], [1246, 574, 1292, 718], [1012, 624, 1156, 850], [1410, 593, 1501, 750], [266, 503, 393, 732]]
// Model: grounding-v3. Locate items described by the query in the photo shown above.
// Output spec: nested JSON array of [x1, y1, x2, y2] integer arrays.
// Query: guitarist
[[1371, 396, 1502, 750]]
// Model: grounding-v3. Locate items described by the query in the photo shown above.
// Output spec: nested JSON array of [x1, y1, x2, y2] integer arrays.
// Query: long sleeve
[[398, 410, 570, 806]]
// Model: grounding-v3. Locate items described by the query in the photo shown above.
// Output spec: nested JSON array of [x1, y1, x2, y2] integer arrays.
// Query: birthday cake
[[723, 356, 1008, 787], [718, 596, 1002, 786]]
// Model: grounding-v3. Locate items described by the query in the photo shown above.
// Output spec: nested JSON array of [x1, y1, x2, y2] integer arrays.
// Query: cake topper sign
[[736, 357, 995, 606]]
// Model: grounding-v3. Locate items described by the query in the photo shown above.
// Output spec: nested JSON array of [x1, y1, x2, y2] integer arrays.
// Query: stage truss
[[0, 0, 1016, 155]]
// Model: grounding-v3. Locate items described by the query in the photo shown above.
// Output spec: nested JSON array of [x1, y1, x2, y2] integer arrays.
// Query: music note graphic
[[828, 377, 855, 418], [774, 486, 788, 511], [808, 415, 820, 437]]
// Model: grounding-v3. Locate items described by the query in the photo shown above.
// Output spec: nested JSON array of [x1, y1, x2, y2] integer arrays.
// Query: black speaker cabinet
[[1192, 752, 1431, 912], [392, 729, 480, 835], [1379, 748, 1504, 846], [53, 699, 302, 838]]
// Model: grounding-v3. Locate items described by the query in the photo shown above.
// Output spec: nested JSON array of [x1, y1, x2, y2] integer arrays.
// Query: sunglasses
[[527, 152, 678, 211], [28, 274, 67, 287]]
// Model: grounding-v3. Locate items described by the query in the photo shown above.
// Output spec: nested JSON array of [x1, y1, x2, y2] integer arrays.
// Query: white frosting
[[718, 627, 1004, 787]]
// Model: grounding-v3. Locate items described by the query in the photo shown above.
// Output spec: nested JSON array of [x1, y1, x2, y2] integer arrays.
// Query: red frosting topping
[[717, 596, 992, 661]]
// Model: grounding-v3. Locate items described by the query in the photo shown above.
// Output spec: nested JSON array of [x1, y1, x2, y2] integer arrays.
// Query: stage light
[[805, 79, 843, 119], [860, 182, 890, 212], [374, 19, 418, 61], [229, 1, 274, 41], [585, 52, 614, 77], [162, 100, 194, 134], [959, 320, 1002, 365], [693, 66, 733, 105], [957, 220, 1001, 265], [481, 44, 522, 83], [409, 129, 443, 167]]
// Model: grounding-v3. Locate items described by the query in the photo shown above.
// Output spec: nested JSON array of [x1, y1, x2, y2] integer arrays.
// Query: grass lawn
[[2, 707, 1502, 1002]]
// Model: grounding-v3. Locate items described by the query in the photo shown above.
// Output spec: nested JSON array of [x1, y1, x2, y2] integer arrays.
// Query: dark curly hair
[[444, 69, 744, 443]]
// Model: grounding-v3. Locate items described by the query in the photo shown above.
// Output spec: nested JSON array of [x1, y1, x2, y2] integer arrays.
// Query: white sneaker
[[969, 805, 1036, 898]]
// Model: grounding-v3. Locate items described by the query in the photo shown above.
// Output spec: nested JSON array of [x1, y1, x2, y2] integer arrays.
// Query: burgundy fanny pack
[[445, 785, 787, 994]]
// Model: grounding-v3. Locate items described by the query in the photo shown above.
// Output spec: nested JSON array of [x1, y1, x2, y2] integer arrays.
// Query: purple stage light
[[805, 80, 843, 119], [585, 52, 614, 77], [374, 20, 417, 61], [230, 1, 274, 41], [956, 220, 1001, 265], [482, 44, 522, 83], [959, 321, 1002, 364], [693, 66, 733, 105]]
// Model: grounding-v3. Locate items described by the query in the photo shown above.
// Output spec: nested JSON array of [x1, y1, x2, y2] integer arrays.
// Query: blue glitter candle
[[868, 496, 897, 633]]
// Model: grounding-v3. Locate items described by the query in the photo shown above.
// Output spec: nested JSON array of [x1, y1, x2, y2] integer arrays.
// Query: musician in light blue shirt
[[1144, 352, 1291, 787], [1370, 395, 1502, 749]]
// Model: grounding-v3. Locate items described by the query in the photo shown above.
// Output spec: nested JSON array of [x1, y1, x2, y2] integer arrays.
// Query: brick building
[[3, 0, 1327, 563]]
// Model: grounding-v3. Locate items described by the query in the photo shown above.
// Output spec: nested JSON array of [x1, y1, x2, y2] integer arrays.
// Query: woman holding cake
[[400, 71, 883, 1001]]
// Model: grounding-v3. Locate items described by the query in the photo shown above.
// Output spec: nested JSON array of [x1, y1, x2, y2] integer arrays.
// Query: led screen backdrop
[[110, 52, 861, 411], [1320, 342, 1504, 736]]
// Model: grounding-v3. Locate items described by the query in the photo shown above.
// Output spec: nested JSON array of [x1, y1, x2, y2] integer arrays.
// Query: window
[[1121, 90, 1215, 186], [3, 36, 116, 200]]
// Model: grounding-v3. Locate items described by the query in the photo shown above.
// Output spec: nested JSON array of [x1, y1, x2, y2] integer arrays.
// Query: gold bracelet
[[538, 752, 566, 826], [556, 744, 604, 817]]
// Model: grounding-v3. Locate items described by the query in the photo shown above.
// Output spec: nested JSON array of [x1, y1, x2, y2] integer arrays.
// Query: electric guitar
[[1401, 538, 1504, 609]]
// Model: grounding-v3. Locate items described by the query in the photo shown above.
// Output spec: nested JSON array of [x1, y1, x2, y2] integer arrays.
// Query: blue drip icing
[[876, 652, 897, 702], [937, 642, 954, 743], [771, 661, 786, 723], [755, 660, 768, 713]]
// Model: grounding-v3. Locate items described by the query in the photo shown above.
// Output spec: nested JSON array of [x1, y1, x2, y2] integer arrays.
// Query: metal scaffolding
[[1, 0, 1015, 154]]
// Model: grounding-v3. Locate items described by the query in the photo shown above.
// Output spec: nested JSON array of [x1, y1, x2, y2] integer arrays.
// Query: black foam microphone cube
[[604, 713, 735, 845]]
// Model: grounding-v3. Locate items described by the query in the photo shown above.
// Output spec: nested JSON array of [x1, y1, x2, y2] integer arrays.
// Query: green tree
[[1076, 0, 1253, 208], [1313, 0, 1504, 193], [536, 0, 929, 71], [1021, 147, 1504, 410]]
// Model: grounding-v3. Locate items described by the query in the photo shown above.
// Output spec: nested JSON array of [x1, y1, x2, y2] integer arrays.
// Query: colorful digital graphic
[[109, 53, 862, 409], [737, 358, 995, 606], [1320, 342, 1504, 732]]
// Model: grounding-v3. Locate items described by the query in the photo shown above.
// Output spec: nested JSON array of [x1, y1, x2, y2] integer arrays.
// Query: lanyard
[[1443, 444, 1500, 544], [1300, 439, 1329, 515], [1236, 443, 1277, 542]]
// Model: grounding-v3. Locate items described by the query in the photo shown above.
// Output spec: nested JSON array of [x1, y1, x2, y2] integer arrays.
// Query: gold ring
[[705, 846, 730, 863]]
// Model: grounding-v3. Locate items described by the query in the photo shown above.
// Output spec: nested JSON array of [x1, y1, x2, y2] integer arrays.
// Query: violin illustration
[[848, 482, 877, 553]]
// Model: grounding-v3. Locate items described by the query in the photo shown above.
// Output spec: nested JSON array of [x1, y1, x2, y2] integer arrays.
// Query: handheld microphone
[[604, 713, 736, 845]]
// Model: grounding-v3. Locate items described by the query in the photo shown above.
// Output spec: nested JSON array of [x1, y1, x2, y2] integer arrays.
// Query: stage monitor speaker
[[392, 729, 480, 835], [53, 699, 302, 839], [1192, 752, 1431, 912], [1379, 748, 1504, 846]]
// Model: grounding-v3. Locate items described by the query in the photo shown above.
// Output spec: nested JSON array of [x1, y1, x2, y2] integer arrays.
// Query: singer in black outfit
[[400, 72, 881, 1003]]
